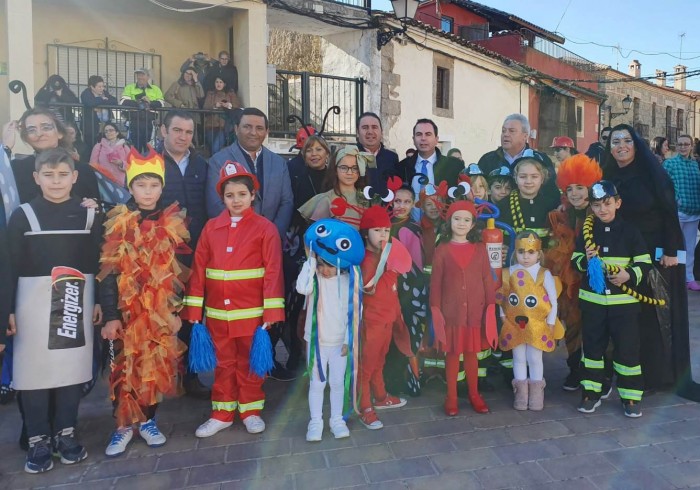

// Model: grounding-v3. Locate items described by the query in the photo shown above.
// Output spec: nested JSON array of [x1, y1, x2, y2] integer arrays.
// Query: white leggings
[[512, 344, 544, 381], [307, 344, 347, 423]]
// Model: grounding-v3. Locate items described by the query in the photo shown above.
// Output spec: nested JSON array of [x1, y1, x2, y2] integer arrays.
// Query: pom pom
[[188, 322, 217, 373], [249, 326, 274, 378], [587, 256, 606, 294]]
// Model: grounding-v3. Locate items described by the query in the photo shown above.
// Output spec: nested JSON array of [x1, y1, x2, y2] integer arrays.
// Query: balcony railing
[[268, 70, 365, 139], [531, 36, 601, 73]]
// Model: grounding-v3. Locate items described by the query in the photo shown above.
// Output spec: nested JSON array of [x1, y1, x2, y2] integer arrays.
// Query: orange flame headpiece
[[125, 145, 165, 187]]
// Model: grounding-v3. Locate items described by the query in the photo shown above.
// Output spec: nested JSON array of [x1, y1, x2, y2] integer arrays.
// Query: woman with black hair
[[651, 136, 669, 164], [81, 75, 118, 148], [34, 75, 79, 125], [602, 123, 700, 401]]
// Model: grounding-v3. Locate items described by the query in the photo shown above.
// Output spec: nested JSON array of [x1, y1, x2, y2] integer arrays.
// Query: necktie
[[420, 159, 429, 190]]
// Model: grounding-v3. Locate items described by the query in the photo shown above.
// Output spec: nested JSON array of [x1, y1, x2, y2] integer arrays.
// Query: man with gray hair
[[477, 114, 556, 189]]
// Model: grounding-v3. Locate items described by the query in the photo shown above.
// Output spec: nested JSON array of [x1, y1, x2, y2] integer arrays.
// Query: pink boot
[[528, 379, 546, 411], [512, 379, 528, 411]]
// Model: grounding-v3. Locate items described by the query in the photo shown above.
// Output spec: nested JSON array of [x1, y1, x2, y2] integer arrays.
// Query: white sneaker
[[306, 419, 323, 442], [242, 415, 266, 434], [195, 418, 233, 438], [329, 418, 350, 439], [139, 419, 166, 447], [105, 427, 133, 457]]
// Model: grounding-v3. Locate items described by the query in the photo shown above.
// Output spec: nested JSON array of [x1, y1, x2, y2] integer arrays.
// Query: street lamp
[[606, 94, 633, 125], [377, 0, 421, 50]]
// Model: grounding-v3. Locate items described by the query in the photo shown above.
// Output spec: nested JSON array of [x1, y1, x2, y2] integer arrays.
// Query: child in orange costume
[[430, 200, 496, 416], [358, 205, 412, 430], [182, 162, 285, 438]]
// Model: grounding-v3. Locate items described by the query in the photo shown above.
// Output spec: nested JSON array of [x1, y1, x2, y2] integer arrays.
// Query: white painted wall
[[385, 37, 526, 163]]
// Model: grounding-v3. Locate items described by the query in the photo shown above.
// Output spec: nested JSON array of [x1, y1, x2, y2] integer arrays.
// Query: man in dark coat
[[159, 110, 210, 399], [203, 51, 239, 95], [585, 126, 612, 163], [356, 112, 399, 191]]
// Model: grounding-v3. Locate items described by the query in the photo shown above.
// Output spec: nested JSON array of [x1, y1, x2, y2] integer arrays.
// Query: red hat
[[360, 205, 391, 230], [295, 125, 316, 149], [550, 136, 575, 148], [446, 200, 477, 222], [215, 161, 259, 196]]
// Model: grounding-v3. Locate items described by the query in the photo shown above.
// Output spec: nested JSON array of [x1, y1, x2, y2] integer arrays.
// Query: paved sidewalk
[[1, 295, 700, 489]]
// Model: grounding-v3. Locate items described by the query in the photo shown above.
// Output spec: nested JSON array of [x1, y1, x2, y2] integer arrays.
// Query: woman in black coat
[[602, 123, 700, 401], [80, 75, 118, 147]]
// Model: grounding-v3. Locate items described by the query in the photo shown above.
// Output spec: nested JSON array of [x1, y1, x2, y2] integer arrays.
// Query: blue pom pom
[[249, 326, 274, 378], [189, 322, 217, 373], [587, 256, 606, 294]]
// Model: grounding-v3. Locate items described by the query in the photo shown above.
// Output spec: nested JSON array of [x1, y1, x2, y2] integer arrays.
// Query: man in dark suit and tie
[[356, 112, 399, 191]]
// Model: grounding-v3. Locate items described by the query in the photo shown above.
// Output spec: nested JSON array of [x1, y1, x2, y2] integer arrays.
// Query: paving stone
[[652, 461, 700, 488], [505, 420, 572, 443], [47, 480, 116, 490], [473, 461, 552, 489], [538, 453, 617, 480], [350, 425, 416, 446], [430, 447, 502, 473], [290, 432, 356, 454], [225, 438, 291, 462], [114, 468, 189, 490], [5, 462, 88, 489], [405, 471, 482, 490], [468, 410, 529, 430], [451, 428, 515, 450], [590, 468, 676, 490], [258, 450, 327, 476], [375, 407, 436, 426], [294, 466, 367, 490], [188, 461, 258, 486], [326, 443, 394, 467], [519, 478, 598, 490], [82, 455, 158, 481], [409, 417, 474, 438], [607, 423, 679, 447], [126, 435, 198, 458], [552, 433, 622, 455], [157, 446, 226, 471], [492, 440, 565, 464], [364, 456, 436, 482], [221, 474, 293, 490], [390, 435, 455, 458], [657, 437, 700, 461], [601, 445, 676, 470]]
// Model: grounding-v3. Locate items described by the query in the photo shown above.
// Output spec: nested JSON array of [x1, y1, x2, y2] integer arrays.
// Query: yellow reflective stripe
[[476, 349, 492, 361], [572, 252, 586, 271], [633, 254, 652, 264], [500, 359, 513, 368], [581, 380, 602, 392], [423, 266, 433, 275], [423, 359, 444, 368], [206, 306, 264, 321], [212, 401, 238, 412], [583, 357, 604, 369], [631, 266, 643, 285], [206, 268, 265, 281], [478, 368, 487, 377], [183, 296, 204, 307], [602, 257, 631, 267], [618, 388, 643, 401], [613, 362, 642, 376], [264, 298, 285, 309], [239, 399, 265, 413], [579, 289, 639, 305], [457, 371, 466, 382]]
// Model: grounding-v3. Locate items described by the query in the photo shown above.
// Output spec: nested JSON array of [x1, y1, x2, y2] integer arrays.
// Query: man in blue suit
[[206, 107, 293, 239]]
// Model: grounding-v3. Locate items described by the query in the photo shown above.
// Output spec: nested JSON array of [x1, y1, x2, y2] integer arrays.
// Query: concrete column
[[232, 2, 268, 111], [5, 0, 34, 120]]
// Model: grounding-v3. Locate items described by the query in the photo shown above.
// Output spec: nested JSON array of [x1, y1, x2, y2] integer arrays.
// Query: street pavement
[[1, 295, 700, 489]]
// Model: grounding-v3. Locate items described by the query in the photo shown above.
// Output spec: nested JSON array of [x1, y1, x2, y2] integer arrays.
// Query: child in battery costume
[[7, 148, 103, 474], [98, 147, 190, 457], [297, 219, 364, 442], [358, 205, 413, 430], [182, 161, 285, 438], [430, 199, 497, 416], [499, 231, 564, 411], [572, 181, 652, 418], [545, 155, 602, 391]]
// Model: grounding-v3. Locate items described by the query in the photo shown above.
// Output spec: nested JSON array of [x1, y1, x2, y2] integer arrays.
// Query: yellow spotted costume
[[498, 266, 564, 353]]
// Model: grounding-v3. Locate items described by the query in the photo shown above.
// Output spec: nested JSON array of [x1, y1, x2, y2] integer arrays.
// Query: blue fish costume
[[303, 219, 364, 417]]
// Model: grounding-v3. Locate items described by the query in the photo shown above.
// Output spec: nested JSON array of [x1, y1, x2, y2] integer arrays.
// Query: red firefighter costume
[[182, 165, 284, 423]]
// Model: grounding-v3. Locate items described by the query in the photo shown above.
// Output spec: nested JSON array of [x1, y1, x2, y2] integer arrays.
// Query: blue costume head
[[304, 218, 364, 269]]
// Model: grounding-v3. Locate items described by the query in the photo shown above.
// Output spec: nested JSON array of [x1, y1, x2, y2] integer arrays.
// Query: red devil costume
[[182, 162, 284, 424]]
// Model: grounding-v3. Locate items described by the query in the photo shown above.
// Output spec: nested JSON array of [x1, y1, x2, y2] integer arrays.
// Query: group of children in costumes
[[5, 145, 652, 473]]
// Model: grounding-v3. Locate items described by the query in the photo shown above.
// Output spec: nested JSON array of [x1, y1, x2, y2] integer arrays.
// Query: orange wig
[[555, 154, 602, 192]]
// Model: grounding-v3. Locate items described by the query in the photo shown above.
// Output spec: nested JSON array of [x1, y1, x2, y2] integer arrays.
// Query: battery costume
[[572, 181, 651, 412], [545, 155, 602, 389], [359, 205, 413, 427], [182, 162, 285, 426], [499, 233, 564, 410], [98, 149, 189, 428], [430, 200, 496, 415], [298, 219, 364, 439], [7, 193, 102, 460]]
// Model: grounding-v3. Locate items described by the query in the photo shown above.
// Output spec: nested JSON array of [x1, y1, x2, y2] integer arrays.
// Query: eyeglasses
[[677, 143, 692, 147], [337, 165, 359, 174], [25, 123, 56, 136]]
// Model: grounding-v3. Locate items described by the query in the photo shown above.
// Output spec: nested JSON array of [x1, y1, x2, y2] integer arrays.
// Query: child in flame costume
[[182, 161, 284, 438], [99, 146, 190, 457], [499, 231, 564, 411]]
